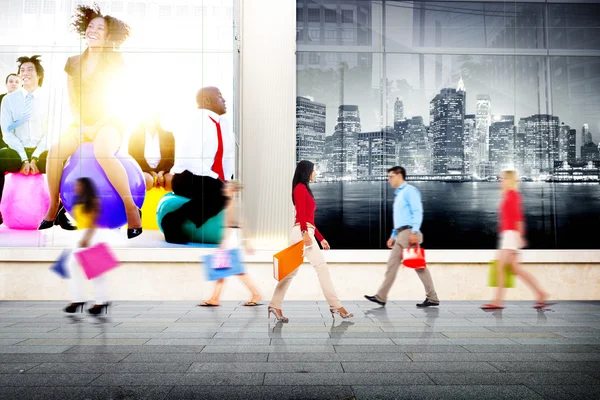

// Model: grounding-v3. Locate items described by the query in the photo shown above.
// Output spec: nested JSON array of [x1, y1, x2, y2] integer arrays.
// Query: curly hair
[[70, 3, 131, 49], [16, 55, 44, 87]]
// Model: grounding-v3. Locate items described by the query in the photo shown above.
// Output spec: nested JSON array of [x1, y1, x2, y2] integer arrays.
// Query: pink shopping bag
[[74, 242, 120, 280]]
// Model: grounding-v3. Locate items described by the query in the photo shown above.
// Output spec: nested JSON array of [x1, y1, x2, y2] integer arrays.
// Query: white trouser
[[67, 228, 111, 305]]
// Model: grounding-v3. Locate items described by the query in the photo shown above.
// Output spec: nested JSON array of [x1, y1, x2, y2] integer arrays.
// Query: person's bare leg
[[143, 172, 154, 191], [510, 254, 549, 303], [205, 279, 225, 305], [43, 126, 79, 221], [94, 126, 141, 229], [163, 173, 173, 192], [238, 273, 261, 303]]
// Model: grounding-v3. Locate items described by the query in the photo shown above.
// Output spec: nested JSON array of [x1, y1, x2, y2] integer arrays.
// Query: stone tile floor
[[0, 300, 599, 399]]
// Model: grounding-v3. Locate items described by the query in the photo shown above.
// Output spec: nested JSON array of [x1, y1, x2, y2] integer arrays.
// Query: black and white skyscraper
[[558, 123, 572, 162], [489, 115, 515, 174], [463, 114, 477, 175], [397, 116, 430, 175], [331, 105, 361, 179], [358, 129, 396, 179], [394, 98, 404, 122], [514, 128, 527, 176], [582, 123, 592, 147], [296, 96, 326, 167], [568, 128, 577, 163], [581, 141, 600, 162], [430, 79, 466, 174], [520, 114, 560, 174], [475, 95, 492, 167]]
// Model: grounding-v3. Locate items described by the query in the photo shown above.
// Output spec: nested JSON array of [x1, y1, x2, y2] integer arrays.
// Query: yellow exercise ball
[[141, 187, 168, 230]]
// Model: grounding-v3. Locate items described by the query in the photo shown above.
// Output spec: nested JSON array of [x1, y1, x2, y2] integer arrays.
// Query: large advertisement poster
[[296, 0, 600, 250], [0, 0, 237, 248]]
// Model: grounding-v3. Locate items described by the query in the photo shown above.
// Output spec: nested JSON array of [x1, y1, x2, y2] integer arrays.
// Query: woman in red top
[[268, 160, 354, 322], [482, 170, 550, 310]]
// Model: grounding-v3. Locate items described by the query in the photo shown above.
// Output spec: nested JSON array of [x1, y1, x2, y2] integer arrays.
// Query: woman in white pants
[[64, 177, 110, 316], [268, 160, 353, 322]]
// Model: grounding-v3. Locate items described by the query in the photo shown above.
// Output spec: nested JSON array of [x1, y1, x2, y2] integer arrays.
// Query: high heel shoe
[[330, 307, 354, 320], [64, 302, 85, 314], [127, 209, 143, 239], [39, 205, 77, 231], [87, 303, 110, 316], [127, 228, 143, 239], [268, 306, 289, 323]]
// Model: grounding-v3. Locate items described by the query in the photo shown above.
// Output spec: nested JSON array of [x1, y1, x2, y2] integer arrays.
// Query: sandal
[[480, 303, 504, 310], [243, 301, 262, 307], [198, 302, 219, 307]]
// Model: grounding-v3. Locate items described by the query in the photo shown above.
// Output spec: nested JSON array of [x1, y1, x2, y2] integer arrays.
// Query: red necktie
[[208, 116, 225, 182]]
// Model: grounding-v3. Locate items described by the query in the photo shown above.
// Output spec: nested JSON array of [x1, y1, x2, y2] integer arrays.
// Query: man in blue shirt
[[365, 166, 440, 307]]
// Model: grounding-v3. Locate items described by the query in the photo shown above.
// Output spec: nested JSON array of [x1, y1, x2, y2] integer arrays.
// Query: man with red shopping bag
[[364, 166, 440, 308]]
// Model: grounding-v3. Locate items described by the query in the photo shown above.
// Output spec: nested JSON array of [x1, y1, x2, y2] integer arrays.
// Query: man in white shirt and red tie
[[161, 86, 235, 244]]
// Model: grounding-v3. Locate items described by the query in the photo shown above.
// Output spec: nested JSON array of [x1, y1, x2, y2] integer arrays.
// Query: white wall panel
[[240, 0, 297, 248]]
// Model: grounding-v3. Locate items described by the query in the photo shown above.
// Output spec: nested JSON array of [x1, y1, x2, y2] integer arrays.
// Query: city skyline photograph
[[295, 0, 600, 250]]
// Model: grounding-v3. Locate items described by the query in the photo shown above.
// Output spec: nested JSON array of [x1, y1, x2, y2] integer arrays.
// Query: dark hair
[[71, 4, 131, 49], [5, 73, 19, 84], [292, 160, 315, 205], [75, 177, 99, 214], [387, 166, 407, 180], [16, 56, 44, 87]]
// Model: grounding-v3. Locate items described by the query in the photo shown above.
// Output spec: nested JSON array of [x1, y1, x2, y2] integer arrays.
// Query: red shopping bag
[[402, 245, 426, 269]]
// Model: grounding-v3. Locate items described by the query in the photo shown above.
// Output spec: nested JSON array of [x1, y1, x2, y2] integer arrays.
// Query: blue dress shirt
[[391, 182, 423, 238]]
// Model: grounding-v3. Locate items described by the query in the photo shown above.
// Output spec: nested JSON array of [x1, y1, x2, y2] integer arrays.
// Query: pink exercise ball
[[0, 173, 50, 230]]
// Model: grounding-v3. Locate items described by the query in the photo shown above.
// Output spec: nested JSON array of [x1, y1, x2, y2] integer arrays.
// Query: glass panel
[[385, 1, 546, 50], [0, 0, 238, 248], [297, 52, 387, 249], [549, 3, 600, 50], [297, 0, 383, 49], [549, 56, 600, 249]]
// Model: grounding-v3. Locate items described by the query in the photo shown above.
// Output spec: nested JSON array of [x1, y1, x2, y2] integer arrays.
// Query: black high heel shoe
[[127, 209, 143, 239], [127, 228, 143, 239], [39, 205, 77, 231], [87, 303, 110, 316], [64, 302, 86, 313]]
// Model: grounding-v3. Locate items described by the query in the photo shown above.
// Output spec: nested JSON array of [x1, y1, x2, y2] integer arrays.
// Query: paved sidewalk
[[0, 300, 599, 399]]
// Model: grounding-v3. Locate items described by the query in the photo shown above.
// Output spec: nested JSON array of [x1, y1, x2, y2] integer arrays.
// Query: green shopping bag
[[488, 260, 516, 288]]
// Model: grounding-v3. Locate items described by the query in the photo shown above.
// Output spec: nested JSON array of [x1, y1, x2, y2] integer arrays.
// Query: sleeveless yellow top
[[73, 204, 95, 229]]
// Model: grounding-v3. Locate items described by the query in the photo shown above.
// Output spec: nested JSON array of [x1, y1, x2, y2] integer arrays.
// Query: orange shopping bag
[[402, 244, 426, 269], [273, 241, 304, 281]]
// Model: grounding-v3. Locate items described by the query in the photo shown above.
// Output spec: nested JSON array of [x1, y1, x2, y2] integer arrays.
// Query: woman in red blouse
[[482, 170, 550, 310], [268, 160, 354, 322]]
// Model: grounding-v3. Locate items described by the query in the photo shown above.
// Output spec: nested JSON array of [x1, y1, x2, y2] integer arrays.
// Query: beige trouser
[[376, 230, 439, 303], [269, 226, 342, 309]]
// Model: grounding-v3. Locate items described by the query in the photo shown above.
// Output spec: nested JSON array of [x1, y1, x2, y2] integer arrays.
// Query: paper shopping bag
[[402, 245, 426, 269], [203, 248, 245, 281], [488, 260, 516, 288], [50, 250, 71, 279], [273, 241, 304, 281], [74, 242, 120, 280]]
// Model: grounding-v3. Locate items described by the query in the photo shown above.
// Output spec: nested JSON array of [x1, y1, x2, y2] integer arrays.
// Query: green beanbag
[[156, 193, 224, 244]]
